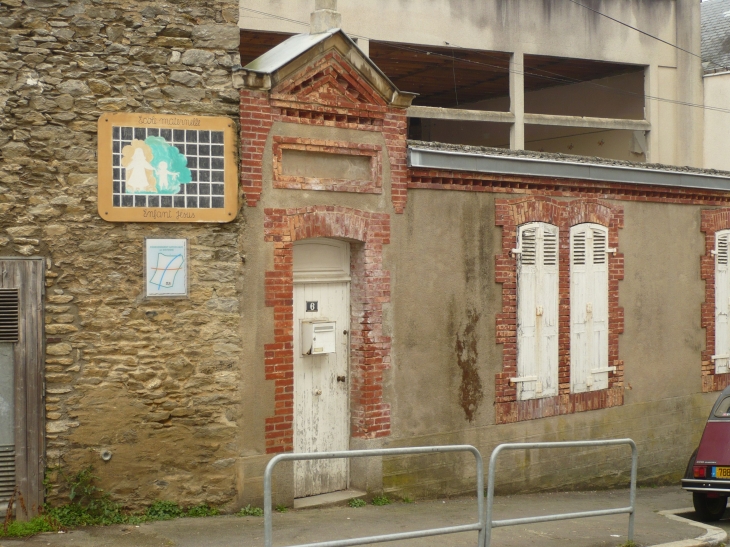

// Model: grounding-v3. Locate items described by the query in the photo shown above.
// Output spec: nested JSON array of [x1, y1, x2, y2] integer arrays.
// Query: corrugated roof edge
[[408, 140, 730, 191]]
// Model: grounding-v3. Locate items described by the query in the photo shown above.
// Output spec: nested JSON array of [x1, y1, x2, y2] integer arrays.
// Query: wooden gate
[[0, 258, 45, 519]]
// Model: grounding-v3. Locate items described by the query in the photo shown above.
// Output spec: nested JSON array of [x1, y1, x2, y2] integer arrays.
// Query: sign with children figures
[[97, 113, 238, 223]]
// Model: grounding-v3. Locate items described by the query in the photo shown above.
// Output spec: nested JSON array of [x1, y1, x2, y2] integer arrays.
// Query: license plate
[[713, 467, 730, 478]]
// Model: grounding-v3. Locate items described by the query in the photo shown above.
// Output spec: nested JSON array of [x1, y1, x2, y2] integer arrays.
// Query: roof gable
[[240, 29, 415, 108]]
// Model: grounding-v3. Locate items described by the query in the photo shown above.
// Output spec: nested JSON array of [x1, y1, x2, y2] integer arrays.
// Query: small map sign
[[145, 239, 188, 297], [98, 113, 238, 223]]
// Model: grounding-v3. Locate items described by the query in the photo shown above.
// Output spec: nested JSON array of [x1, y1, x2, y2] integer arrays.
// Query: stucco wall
[[377, 192, 714, 497]]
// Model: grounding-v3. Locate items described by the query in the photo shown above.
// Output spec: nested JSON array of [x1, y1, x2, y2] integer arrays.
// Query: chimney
[[310, 0, 341, 34]]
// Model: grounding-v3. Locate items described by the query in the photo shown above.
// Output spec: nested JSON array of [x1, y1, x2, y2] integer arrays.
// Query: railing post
[[262, 446, 485, 547], [485, 439, 637, 547], [264, 454, 281, 547], [629, 439, 638, 543]]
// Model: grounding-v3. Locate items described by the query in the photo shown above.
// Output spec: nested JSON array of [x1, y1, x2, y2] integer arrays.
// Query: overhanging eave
[[408, 147, 730, 192]]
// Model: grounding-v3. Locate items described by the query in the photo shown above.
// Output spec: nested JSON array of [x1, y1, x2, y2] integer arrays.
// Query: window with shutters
[[515, 222, 559, 400], [714, 230, 730, 375], [570, 223, 611, 393]]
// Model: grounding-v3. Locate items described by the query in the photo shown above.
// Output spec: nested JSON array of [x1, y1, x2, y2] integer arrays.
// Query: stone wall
[[0, 0, 245, 509]]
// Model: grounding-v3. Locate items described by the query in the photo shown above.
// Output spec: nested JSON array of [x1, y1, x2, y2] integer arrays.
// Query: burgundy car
[[682, 385, 730, 521]]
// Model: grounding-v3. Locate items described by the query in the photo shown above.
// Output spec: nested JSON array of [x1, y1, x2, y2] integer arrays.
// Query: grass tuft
[[371, 495, 391, 506]]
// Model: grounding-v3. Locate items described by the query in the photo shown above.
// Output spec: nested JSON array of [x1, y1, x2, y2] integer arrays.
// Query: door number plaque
[[306, 301, 318, 312]]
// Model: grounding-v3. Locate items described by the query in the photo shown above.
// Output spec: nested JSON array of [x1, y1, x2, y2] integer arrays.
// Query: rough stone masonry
[[0, 0, 246, 509]]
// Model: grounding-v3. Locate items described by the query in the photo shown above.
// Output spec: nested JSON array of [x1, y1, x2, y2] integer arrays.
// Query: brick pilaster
[[263, 206, 392, 452]]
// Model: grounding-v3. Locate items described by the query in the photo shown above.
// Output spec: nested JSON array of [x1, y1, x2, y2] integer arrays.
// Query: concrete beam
[[510, 51, 525, 150], [524, 113, 651, 131], [407, 105, 515, 123]]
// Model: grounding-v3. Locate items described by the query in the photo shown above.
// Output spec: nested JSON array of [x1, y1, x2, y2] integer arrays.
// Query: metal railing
[[484, 439, 638, 547], [263, 445, 485, 547]]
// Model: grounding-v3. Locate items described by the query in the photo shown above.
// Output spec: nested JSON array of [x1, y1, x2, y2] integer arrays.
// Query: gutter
[[408, 147, 730, 193]]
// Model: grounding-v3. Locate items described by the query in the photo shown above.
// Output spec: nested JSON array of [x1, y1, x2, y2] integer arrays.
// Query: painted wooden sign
[[97, 113, 238, 223]]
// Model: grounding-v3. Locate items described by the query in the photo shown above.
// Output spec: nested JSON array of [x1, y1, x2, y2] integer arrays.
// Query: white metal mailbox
[[301, 321, 336, 355]]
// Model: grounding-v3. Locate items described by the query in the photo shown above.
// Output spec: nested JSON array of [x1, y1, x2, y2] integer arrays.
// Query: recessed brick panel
[[272, 136, 383, 193], [241, 49, 408, 211], [263, 206, 391, 453], [494, 197, 625, 424]]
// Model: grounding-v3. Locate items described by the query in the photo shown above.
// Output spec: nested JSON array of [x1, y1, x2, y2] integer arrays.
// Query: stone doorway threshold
[[293, 489, 366, 509]]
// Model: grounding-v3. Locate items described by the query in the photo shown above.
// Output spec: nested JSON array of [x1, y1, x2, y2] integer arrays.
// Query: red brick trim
[[272, 136, 382, 194], [410, 169, 730, 206], [494, 197, 625, 424], [701, 209, 730, 392], [263, 206, 392, 453], [273, 51, 388, 109], [384, 111, 408, 214]]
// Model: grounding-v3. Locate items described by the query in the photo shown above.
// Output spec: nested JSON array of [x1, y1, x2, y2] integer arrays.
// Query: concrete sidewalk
[[0, 486, 723, 547]]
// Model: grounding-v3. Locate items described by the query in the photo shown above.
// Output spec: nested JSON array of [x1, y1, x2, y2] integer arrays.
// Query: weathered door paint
[[516, 222, 559, 400], [0, 258, 44, 519], [715, 231, 730, 374], [570, 224, 610, 393], [0, 343, 14, 510], [293, 239, 350, 498]]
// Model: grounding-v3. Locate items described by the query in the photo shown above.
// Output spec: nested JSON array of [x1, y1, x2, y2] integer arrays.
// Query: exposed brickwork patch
[[494, 197, 625, 424], [272, 136, 382, 193], [701, 209, 730, 392], [241, 50, 408, 210], [241, 89, 275, 207], [263, 206, 392, 453], [410, 169, 730, 206]]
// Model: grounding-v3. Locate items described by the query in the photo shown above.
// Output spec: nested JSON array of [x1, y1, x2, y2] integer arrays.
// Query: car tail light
[[694, 465, 707, 478]]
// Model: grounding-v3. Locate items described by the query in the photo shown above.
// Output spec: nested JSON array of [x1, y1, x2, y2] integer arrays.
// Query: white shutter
[[715, 231, 730, 374], [570, 224, 610, 393], [516, 222, 559, 400]]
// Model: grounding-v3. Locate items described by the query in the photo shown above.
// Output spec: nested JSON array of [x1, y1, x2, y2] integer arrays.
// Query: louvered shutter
[[570, 224, 610, 393], [516, 222, 559, 400], [715, 231, 730, 374]]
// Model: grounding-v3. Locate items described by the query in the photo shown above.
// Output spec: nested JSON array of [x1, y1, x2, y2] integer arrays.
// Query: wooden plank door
[[0, 343, 14, 511], [293, 281, 350, 497], [0, 259, 44, 519]]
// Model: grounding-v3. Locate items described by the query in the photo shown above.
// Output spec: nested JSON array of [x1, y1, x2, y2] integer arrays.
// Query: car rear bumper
[[682, 478, 730, 493]]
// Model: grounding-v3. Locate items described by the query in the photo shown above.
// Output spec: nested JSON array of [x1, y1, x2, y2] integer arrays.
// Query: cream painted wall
[[240, 0, 678, 66], [704, 72, 730, 171], [241, 0, 706, 168], [658, 67, 679, 166]]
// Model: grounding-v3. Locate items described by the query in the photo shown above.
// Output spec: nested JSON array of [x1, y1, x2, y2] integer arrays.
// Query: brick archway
[[263, 206, 391, 453], [494, 197, 624, 424]]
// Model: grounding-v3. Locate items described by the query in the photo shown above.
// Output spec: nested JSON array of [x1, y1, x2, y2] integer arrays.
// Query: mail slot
[[301, 321, 336, 355]]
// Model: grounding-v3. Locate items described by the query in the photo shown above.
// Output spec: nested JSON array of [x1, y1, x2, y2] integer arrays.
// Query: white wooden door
[[715, 231, 730, 374], [516, 223, 559, 400], [293, 239, 350, 498], [570, 224, 610, 392]]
